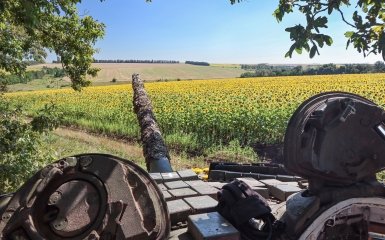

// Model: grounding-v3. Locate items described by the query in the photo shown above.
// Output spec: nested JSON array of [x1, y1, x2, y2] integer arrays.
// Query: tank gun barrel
[[132, 73, 173, 173]]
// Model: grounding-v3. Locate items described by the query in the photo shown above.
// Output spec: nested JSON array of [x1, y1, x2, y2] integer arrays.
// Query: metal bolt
[[65, 157, 77, 167], [325, 219, 334, 227], [51, 218, 68, 231], [48, 191, 62, 205], [1, 212, 12, 222], [79, 156, 93, 167], [87, 231, 100, 240]]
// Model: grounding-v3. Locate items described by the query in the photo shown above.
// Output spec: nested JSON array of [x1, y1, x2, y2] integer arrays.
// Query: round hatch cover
[[284, 92, 385, 185], [0, 154, 170, 239]]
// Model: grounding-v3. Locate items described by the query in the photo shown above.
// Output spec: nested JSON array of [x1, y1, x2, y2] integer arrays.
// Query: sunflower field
[[6, 73, 385, 153]]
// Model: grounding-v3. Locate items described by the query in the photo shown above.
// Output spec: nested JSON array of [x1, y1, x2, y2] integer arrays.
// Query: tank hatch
[[0, 154, 170, 240], [284, 92, 385, 186]]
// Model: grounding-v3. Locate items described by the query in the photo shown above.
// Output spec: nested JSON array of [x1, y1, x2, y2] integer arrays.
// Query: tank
[[1, 75, 385, 239]]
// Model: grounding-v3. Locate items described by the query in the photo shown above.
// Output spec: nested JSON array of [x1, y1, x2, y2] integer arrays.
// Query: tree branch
[[313, 7, 328, 16], [337, 7, 356, 28]]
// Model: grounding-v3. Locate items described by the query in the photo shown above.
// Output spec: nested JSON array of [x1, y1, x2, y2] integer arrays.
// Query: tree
[[0, 1, 104, 192], [374, 60, 385, 72], [231, 0, 385, 61], [0, 95, 63, 193], [0, 1, 105, 90]]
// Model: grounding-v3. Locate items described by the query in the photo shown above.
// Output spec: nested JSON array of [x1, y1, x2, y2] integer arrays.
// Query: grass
[[45, 127, 259, 171], [49, 127, 209, 170], [8, 77, 71, 92], [51, 128, 145, 164]]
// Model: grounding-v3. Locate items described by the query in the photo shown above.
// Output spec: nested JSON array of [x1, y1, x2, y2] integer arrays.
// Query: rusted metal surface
[[277, 92, 385, 239], [0, 154, 170, 239], [298, 198, 385, 240], [132, 73, 173, 173], [284, 92, 385, 188]]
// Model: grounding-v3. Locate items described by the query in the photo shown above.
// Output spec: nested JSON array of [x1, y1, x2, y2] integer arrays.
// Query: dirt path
[[54, 127, 144, 158], [52, 127, 206, 170]]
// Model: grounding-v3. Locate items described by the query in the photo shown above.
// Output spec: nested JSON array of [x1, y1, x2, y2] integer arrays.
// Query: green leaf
[[344, 31, 354, 38], [285, 44, 296, 58], [285, 26, 294, 33], [273, 8, 284, 22], [346, 39, 351, 49], [372, 25, 384, 34], [314, 35, 324, 47], [325, 36, 333, 46], [277, 0, 385, 61], [310, 45, 317, 58], [314, 16, 328, 28], [295, 47, 303, 54]]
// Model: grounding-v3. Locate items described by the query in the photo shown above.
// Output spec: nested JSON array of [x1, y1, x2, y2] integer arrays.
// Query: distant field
[[29, 63, 247, 82]]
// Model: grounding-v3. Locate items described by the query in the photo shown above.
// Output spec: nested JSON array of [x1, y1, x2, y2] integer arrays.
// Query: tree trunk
[[132, 74, 173, 173]]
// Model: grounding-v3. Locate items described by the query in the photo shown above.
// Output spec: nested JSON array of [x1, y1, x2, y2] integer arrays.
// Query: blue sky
[[68, 0, 381, 64]]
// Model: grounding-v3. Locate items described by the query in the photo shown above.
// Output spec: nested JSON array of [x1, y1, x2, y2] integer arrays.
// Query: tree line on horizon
[[53, 59, 213, 66], [185, 61, 210, 66], [94, 59, 180, 64], [240, 61, 385, 78], [53, 59, 180, 64]]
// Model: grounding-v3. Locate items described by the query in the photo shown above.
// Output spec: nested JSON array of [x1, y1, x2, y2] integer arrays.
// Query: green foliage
[[272, 0, 385, 60], [0, 96, 63, 193], [0, 0, 105, 90], [0, 67, 66, 86], [207, 139, 259, 162], [0, 0, 104, 193], [374, 60, 385, 72], [31, 103, 63, 133], [377, 171, 385, 181], [240, 63, 383, 78], [0, 72, 7, 92], [232, 0, 385, 60]]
